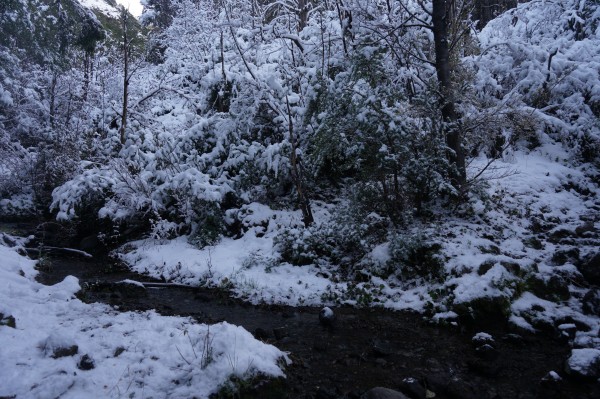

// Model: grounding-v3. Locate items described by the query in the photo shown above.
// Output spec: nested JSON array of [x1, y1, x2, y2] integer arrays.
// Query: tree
[[119, 7, 131, 145], [432, 0, 466, 191]]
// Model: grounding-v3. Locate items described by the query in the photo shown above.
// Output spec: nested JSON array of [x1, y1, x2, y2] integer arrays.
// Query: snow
[[120, 232, 341, 306], [0, 239, 287, 398], [77, 0, 121, 18], [472, 332, 494, 343], [567, 348, 600, 377], [545, 371, 562, 381], [320, 307, 334, 318], [115, 0, 143, 17]]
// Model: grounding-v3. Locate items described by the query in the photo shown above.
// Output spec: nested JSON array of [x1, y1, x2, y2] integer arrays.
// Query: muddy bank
[[26, 250, 597, 399]]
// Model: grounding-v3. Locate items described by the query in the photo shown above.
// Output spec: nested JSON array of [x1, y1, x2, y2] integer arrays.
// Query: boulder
[[40, 333, 79, 358], [319, 306, 336, 327], [550, 248, 580, 266], [79, 234, 101, 253], [527, 275, 570, 302], [273, 327, 288, 340], [253, 327, 271, 341], [582, 288, 600, 316], [399, 377, 426, 399], [78, 354, 95, 370], [452, 296, 511, 328], [578, 252, 600, 285], [475, 343, 499, 361], [371, 340, 393, 357], [565, 348, 600, 380], [51, 345, 79, 359]]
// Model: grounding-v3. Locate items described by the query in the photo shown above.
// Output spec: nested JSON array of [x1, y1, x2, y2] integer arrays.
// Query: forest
[[1, 0, 599, 398]]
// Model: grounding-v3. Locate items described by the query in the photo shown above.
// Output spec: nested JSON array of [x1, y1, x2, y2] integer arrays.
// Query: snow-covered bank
[[0, 236, 287, 398], [118, 201, 430, 312]]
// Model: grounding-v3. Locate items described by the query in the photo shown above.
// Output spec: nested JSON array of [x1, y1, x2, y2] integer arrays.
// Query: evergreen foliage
[[1, 0, 598, 254]]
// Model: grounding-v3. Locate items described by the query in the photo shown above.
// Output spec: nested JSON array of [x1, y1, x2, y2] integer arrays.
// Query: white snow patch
[[77, 0, 121, 18]]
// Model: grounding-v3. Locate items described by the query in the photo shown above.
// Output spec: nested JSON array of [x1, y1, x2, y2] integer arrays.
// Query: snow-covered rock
[[565, 348, 600, 380]]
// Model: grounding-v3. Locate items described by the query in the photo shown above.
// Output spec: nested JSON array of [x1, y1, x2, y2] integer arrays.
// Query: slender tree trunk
[[120, 11, 129, 145], [432, 0, 466, 190], [286, 96, 314, 227], [298, 0, 308, 32], [49, 72, 57, 128]]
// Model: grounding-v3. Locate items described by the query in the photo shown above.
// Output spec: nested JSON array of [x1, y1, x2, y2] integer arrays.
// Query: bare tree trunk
[[120, 10, 129, 145], [83, 51, 91, 102], [286, 96, 314, 227], [298, 0, 309, 32], [432, 0, 466, 191], [49, 72, 57, 128]]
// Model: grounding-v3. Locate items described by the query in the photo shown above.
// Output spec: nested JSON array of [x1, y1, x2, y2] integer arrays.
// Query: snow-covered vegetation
[[1, 0, 600, 391]]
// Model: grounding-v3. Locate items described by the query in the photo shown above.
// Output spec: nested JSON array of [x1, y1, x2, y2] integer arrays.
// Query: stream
[[4, 222, 599, 399]]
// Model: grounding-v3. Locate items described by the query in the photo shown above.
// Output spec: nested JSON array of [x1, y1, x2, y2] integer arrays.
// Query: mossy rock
[[0, 313, 16, 328], [452, 296, 511, 327], [526, 275, 570, 302], [477, 260, 496, 275], [52, 345, 79, 359], [551, 248, 580, 266], [478, 244, 501, 255], [523, 236, 544, 250]]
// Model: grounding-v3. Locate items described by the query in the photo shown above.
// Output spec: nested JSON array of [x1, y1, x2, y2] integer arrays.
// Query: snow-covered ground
[[0, 236, 287, 398]]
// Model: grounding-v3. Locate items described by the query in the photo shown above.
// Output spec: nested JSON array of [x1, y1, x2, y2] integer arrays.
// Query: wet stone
[[361, 387, 410, 399], [502, 333, 525, 346], [78, 354, 95, 371], [282, 310, 297, 319], [399, 377, 426, 399], [551, 248, 579, 266], [582, 288, 600, 316], [575, 221, 595, 236], [273, 326, 288, 340], [313, 340, 329, 353], [475, 344, 499, 361], [467, 358, 501, 377], [113, 346, 125, 357], [253, 327, 271, 341], [319, 307, 336, 327], [316, 386, 338, 399], [52, 345, 79, 359], [577, 252, 600, 285], [371, 340, 393, 357], [446, 380, 478, 399]]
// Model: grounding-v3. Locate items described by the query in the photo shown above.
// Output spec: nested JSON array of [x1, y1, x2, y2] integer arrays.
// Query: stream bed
[[29, 252, 598, 399]]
